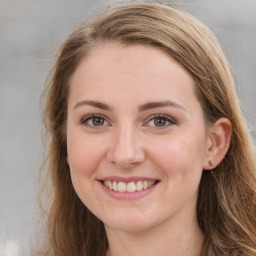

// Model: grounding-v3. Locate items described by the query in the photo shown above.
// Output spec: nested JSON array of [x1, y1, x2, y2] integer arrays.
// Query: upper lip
[[98, 176, 160, 183]]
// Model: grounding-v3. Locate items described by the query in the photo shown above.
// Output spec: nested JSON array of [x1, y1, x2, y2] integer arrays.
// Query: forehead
[[69, 42, 199, 110]]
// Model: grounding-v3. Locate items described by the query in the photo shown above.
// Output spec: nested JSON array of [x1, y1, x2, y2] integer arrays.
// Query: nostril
[[107, 148, 146, 168], [106, 131, 145, 168], [111, 160, 141, 169]]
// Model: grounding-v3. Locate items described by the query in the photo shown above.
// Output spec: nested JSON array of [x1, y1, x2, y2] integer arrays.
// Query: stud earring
[[209, 159, 214, 167]]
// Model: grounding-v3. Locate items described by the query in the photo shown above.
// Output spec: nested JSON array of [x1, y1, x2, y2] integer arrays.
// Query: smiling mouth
[[101, 180, 159, 193]]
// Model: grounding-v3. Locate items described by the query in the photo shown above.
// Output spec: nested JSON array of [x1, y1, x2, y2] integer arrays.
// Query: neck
[[105, 211, 204, 256]]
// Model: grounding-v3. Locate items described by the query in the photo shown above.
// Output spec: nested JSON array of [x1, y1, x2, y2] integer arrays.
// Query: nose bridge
[[107, 122, 145, 168]]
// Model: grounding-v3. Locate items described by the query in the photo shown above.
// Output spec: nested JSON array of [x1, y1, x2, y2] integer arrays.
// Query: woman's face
[[67, 42, 210, 232]]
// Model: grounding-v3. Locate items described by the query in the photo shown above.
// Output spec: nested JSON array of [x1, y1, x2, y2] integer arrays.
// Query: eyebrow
[[74, 100, 186, 112], [74, 100, 112, 110], [138, 101, 186, 112]]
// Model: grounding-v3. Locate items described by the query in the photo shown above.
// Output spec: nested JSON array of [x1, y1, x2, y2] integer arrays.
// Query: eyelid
[[144, 114, 176, 127], [80, 113, 111, 128], [80, 113, 176, 129]]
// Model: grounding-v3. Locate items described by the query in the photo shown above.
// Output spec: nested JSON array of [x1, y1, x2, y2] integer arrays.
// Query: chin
[[102, 211, 158, 233], [105, 222, 152, 233]]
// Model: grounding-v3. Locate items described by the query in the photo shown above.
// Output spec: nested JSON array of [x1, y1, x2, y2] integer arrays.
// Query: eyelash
[[80, 114, 110, 128], [80, 114, 176, 128], [145, 114, 176, 128]]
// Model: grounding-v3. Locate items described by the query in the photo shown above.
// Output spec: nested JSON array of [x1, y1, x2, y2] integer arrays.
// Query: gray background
[[0, 0, 255, 255]]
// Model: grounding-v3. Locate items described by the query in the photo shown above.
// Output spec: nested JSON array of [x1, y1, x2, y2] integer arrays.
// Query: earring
[[209, 159, 214, 167]]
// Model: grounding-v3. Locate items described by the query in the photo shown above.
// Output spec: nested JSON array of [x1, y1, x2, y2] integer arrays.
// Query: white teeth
[[109, 181, 113, 190], [149, 181, 154, 187], [127, 182, 137, 192], [113, 181, 118, 191], [136, 181, 143, 191], [118, 181, 127, 192], [103, 180, 157, 193]]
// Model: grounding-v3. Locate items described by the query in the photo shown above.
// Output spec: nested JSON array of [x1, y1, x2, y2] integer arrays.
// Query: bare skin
[[67, 42, 231, 256]]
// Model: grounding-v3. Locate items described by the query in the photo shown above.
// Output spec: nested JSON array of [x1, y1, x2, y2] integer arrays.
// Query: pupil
[[154, 118, 166, 126], [93, 117, 104, 126]]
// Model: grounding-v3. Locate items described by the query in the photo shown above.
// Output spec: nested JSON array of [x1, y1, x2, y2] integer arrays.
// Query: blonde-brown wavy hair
[[37, 2, 256, 256]]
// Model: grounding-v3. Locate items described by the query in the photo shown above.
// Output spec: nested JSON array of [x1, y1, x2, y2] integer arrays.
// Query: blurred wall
[[0, 0, 255, 255]]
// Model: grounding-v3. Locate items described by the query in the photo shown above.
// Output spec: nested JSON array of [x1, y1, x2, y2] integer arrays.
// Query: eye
[[81, 114, 110, 128], [145, 115, 176, 128]]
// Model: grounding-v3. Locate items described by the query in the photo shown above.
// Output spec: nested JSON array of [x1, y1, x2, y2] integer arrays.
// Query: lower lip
[[98, 181, 159, 200]]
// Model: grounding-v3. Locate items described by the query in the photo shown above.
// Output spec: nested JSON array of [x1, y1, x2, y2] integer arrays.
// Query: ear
[[203, 118, 232, 170]]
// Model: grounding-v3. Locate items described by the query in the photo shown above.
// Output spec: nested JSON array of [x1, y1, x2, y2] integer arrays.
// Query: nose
[[106, 125, 145, 169]]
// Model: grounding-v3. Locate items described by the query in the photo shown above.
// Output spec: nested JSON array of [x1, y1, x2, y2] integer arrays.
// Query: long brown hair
[[37, 2, 256, 256]]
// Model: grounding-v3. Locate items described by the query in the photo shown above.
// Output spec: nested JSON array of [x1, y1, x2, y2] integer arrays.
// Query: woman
[[38, 2, 256, 256]]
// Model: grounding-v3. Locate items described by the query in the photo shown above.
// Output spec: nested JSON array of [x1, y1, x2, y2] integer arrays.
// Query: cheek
[[148, 134, 206, 178], [148, 135, 206, 213], [67, 132, 106, 180], [67, 133, 107, 208]]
